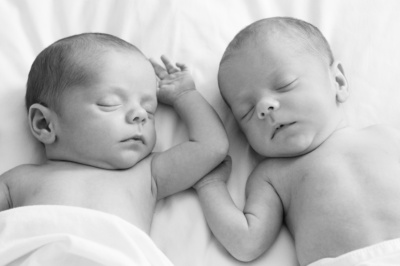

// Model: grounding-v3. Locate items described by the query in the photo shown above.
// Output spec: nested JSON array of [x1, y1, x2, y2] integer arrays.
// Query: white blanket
[[308, 239, 400, 266], [0, 206, 173, 266]]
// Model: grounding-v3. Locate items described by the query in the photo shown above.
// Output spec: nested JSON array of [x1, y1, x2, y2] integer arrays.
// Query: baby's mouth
[[122, 135, 144, 144], [271, 122, 295, 139]]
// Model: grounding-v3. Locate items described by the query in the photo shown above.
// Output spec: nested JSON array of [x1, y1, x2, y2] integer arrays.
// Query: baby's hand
[[194, 155, 232, 190], [150, 55, 196, 106]]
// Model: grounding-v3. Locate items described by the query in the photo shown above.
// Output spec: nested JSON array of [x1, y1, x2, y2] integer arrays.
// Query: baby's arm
[[195, 159, 283, 262], [0, 173, 11, 211], [150, 56, 228, 199]]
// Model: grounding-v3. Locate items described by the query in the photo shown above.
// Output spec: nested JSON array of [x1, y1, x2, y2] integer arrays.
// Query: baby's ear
[[28, 103, 57, 144], [331, 61, 349, 103]]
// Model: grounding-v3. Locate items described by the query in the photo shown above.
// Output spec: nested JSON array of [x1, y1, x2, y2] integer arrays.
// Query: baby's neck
[[43, 159, 117, 172]]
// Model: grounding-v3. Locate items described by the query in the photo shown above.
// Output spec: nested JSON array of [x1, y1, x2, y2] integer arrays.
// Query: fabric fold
[[0, 205, 173, 266]]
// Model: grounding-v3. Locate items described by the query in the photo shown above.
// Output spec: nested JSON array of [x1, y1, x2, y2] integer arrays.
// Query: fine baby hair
[[26, 33, 143, 113]]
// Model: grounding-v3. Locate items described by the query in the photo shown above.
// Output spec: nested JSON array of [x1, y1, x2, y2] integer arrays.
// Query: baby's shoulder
[[0, 164, 40, 183], [124, 154, 154, 182], [363, 123, 400, 133], [362, 124, 400, 143], [130, 153, 154, 173], [250, 158, 287, 181]]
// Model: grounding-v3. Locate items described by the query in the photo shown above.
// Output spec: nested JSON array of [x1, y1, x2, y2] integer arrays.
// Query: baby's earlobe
[[333, 61, 349, 103], [335, 79, 349, 103]]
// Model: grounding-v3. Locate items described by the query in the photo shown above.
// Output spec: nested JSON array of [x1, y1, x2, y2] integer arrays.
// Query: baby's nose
[[256, 97, 280, 120], [127, 108, 147, 124]]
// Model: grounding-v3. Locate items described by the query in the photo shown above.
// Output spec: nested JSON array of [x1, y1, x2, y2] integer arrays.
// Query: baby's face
[[54, 50, 157, 169], [219, 40, 343, 157]]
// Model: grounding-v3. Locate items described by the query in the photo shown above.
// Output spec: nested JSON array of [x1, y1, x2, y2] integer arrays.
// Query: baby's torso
[[3, 156, 156, 234], [269, 125, 400, 266]]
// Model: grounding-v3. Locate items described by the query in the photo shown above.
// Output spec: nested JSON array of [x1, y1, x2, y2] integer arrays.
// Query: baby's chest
[[10, 168, 156, 227]]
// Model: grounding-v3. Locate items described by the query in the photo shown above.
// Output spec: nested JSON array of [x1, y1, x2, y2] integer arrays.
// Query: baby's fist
[[194, 155, 232, 191], [150, 56, 196, 106]]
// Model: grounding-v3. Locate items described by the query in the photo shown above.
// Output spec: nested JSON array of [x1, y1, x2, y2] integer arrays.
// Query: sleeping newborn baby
[[0, 32, 228, 265], [194, 17, 400, 266]]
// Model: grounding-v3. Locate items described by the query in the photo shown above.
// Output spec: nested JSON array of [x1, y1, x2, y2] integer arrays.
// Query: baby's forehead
[[224, 30, 309, 64], [221, 19, 332, 69], [75, 48, 151, 81], [77, 47, 144, 67]]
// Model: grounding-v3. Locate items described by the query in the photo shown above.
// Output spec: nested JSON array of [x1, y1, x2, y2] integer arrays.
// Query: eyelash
[[143, 104, 156, 114], [97, 103, 121, 112], [241, 107, 254, 120], [238, 80, 296, 120], [276, 79, 297, 91], [147, 112, 155, 120], [98, 103, 118, 107]]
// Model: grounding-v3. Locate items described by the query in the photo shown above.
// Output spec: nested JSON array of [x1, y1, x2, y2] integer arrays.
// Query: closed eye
[[240, 107, 254, 120], [143, 104, 157, 118], [146, 110, 155, 119], [97, 103, 122, 111], [276, 79, 297, 92]]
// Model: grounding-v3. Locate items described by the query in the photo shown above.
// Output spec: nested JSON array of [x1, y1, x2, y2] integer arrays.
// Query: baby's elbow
[[210, 141, 229, 164], [227, 238, 267, 262], [219, 139, 229, 157], [211, 137, 229, 160], [232, 253, 258, 263], [228, 244, 263, 262]]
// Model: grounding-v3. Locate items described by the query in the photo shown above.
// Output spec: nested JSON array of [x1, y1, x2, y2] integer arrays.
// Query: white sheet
[[1, 1, 400, 265], [308, 239, 400, 266], [0, 205, 173, 266]]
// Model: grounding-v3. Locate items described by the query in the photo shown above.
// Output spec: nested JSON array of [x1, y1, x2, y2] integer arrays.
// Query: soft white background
[[1, 1, 400, 265]]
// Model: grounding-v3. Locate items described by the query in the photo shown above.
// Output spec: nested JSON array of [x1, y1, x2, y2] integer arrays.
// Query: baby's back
[[269, 125, 400, 266], [0, 156, 156, 233]]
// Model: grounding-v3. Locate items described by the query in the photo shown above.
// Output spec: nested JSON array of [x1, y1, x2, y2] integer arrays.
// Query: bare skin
[[196, 125, 400, 266], [194, 26, 400, 266], [0, 157, 156, 233], [266, 125, 400, 265], [0, 48, 228, 235]]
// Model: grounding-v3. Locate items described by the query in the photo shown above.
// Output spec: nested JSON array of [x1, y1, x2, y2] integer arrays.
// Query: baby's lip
[[271, 122, 296, 139], [121, 135, 145, 144]]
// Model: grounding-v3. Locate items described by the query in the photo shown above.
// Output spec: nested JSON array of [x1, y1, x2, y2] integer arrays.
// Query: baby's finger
[[149, 58, 169, 79], [158, 79, 174, 87], [176, 62, 189, 72], [161, 55, 180, 74]]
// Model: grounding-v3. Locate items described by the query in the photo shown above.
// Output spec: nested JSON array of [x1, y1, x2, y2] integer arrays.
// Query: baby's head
[[26, 33, 157, 169], [218, 17, 349, 157]]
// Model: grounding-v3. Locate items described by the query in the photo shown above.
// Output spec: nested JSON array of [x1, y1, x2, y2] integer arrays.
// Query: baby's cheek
[[147, 128, 157, 151], [284, 133, 314, 153], [246, 131, 269, 154]]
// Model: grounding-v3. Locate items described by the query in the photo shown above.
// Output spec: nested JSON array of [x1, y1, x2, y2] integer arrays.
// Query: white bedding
[[0, 206, 173, 266], [1, 1, 400, 265]]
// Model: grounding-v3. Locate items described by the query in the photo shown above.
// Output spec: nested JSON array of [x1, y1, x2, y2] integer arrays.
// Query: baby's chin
[[254, 135, 319, 158], [89, 153, 151, 170]]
